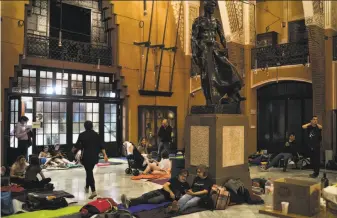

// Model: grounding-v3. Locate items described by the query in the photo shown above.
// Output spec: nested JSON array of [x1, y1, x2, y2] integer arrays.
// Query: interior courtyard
[[1, 0, 337, 217]]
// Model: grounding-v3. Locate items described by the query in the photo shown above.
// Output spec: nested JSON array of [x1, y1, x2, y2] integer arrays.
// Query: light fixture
[[143, 0, 147, 16], [112, 74, 115, 83], [58, 31, 62, 47]]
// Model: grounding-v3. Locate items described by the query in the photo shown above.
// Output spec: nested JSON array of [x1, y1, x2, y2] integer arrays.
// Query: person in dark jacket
[[265, 133, 297, 172], [302, 115, 323, 178], [157, 119, 172, 161], [73, 121, 108, 199]]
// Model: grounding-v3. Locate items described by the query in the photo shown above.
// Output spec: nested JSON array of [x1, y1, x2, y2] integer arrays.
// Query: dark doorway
[[138, 106, 177, 153], [50, 0, 91, 42], [257, 81, 313, 154]]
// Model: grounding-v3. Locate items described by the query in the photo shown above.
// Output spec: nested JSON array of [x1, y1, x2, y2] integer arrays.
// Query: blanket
[[118, 202, 170, 214], [7, 206, 82, 218], [44, 164, 82, 171], [131, 173, 171, 180], [133, 204, 208, 218]]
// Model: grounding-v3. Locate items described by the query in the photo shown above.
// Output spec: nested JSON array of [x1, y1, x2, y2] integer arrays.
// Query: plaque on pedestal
[[184, 114, 252, 191]]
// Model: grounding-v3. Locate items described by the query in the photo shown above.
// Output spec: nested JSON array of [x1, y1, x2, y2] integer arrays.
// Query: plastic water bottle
[[264, 178, 274, 210]]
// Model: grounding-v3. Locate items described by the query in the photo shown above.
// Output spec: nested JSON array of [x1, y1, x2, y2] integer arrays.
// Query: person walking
[[73, 121, 108, 199], [157, 119, 172, 161], [302, 116, 323, 178]]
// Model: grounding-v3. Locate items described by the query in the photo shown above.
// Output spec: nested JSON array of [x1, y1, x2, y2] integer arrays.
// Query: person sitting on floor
[[10, 155, 29, 185], [121, 169, 190, 208], [138, 137, 152, 154], [168, 165, 214, 213], [50, 144, 73, 166], [265, 133, 297, 172], [142, 150, 171, 175], [138, 147, 150, 170], [24, 155, 51, 189]]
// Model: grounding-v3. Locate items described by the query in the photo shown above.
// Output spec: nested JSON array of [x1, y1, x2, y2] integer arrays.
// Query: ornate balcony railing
[[251, 41, 309, 69], [26, 34, 112, 66], [333, 36, 337, 61]]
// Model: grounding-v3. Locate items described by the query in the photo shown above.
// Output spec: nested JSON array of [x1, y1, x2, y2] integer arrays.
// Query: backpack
[[80, 198, 118, 217], [1, 192, 14, 215], [210, 185, 230, 210], [224, 179, 245, 195], [22, 195, 68, 211]]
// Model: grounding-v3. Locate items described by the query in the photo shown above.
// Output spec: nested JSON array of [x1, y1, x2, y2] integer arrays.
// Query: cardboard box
[[273, 178, 321, 217]]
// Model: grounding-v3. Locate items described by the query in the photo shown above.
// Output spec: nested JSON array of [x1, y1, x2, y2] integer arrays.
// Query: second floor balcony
[[251, 41, 309, 69], [26, 34, 112, 66]]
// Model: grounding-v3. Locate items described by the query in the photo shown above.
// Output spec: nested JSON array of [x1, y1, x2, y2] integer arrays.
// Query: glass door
[[35, 100, 67, 147], [138, 106, 177, 152], [103, 103, 118, 157]]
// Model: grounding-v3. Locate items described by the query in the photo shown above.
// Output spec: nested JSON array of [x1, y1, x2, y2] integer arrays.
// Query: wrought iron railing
[[26, 34, 112, 66], [333, 36, 337, 61], [251, 41, 309, 69]]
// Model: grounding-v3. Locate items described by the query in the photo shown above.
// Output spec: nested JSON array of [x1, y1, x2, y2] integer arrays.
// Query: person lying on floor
[[24, 155, 52, 189], [168, 165, 214, 213], [142, 150, 171, 175], [121, 169, 190, 208], [10, 155, 29, 185], [264, 133, 297, 172], [49, 144, 73, 167]]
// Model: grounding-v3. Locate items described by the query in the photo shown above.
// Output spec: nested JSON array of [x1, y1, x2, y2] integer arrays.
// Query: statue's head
[[204, 0, 217, 14]]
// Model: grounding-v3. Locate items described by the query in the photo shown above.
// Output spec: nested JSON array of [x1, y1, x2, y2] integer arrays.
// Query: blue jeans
[[177, 194, 201, 211], [157, 142, 170, 160], [267, 153, 292, 170]]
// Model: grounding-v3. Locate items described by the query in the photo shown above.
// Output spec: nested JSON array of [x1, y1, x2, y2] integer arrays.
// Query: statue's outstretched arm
[[216, 19, 227, 49], [191, 18, 200, 65]]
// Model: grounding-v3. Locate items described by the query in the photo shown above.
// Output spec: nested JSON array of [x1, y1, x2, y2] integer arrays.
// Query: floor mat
[[150, 178, 170, 185], [133, 204, 208, 218], [7, 206, 82, 218], [131, 174, 171, 180], [118, 202, 170, 214]]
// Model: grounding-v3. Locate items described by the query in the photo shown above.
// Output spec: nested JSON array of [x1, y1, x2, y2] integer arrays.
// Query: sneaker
[[89, 191, 97, 199], [121, 194, 130, 208], [84, 187, 89, 194]]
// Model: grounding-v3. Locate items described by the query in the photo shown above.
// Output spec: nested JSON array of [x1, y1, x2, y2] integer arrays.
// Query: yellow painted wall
[[334, 62, 337, 110], [111, 1, 190, 149]]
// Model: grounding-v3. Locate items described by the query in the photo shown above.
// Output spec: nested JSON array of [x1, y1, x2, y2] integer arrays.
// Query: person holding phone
[[15, 116, 31, 159], [302, 115, 323, 178], [73, 121, 108, 199]]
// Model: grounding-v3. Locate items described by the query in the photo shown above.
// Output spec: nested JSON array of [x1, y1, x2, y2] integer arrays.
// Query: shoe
[[309, 173, 318, 178], [283, 168, 287, 172], [84, 187, 89, 194], [89, 191, 97, 199], [121, 194, 130, 208]]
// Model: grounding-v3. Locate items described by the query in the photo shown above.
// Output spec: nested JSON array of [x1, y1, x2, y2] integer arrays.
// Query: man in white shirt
[[15, 116, 31, 159]]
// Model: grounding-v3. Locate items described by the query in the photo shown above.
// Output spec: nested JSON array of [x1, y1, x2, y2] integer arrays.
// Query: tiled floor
[[42, 159, 337, 218]]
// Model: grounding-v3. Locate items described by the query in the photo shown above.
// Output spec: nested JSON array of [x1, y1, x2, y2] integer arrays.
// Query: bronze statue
[[191, 0, 245, 106]]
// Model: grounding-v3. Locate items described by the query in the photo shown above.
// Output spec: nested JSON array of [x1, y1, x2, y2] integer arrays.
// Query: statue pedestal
[[184, 114, 252, 190]]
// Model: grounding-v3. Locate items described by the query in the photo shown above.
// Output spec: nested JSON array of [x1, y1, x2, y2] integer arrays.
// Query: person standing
[[15, 116, 32, 159], [73, 121, 108, 199], [157, 119, 172, 161], [302, 116, 323, 178]]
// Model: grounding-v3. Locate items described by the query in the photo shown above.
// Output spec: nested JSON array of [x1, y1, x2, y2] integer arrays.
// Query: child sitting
[[142, 150, 171, 175]]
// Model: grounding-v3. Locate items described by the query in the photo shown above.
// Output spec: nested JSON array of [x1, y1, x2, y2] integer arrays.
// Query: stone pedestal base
[[184, 114, 252, 191]]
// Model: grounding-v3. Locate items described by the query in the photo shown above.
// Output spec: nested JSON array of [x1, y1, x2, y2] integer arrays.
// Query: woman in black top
[[73, 121, 108, 199]]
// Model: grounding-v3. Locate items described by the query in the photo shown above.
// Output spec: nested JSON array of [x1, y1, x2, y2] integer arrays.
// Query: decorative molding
[[251, 77, 312, 89], [225, 1, 244, 44], [171, 1, 185, 52], [303, 0, 324, 28]]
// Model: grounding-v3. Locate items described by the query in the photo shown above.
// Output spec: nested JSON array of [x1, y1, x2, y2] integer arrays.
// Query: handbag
[[210, 185, 230, 210]]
